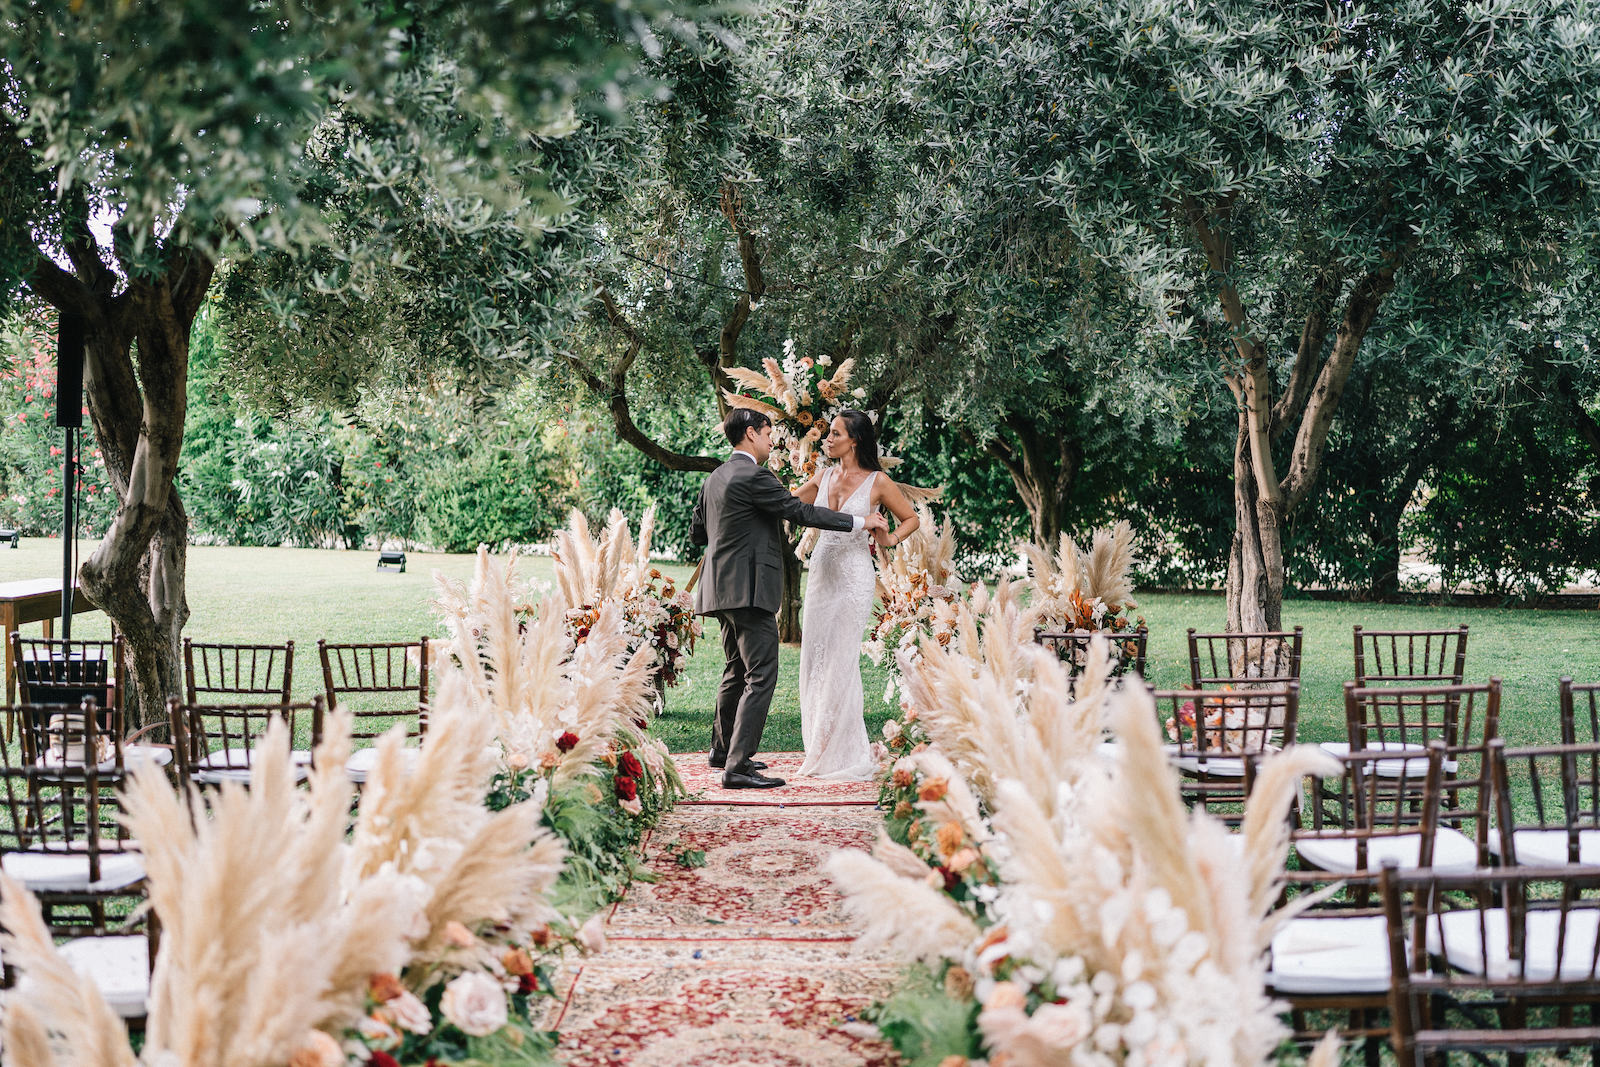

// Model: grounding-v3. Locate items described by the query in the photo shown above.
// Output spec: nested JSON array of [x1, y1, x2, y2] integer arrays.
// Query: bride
[[793, 410, 919, 780]]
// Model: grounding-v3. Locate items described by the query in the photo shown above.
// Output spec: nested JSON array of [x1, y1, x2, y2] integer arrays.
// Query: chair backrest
[[1560, 677, 1600, 745], [1352, 624, 1467, 685], [1488, 738, 1600, 866], [0, 706, 135, 889], [170, 696, 322, 779], [1381, 863, 1600, 1065], [1033, 626, 1147, 679], [183, 639, 293, 705], [319, 638, 429, 741], [15, 697, 124, 775], [1300, 743, 1492, 876], [1153, 683, 1300, 762], [1343, 679, 1500, 755], [8, 634, 123, 713], [1186, 626, 1303, 687]]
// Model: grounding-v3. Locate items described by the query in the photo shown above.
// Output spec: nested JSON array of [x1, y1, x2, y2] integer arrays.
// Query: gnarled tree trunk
[[31, 244, 212, 731]]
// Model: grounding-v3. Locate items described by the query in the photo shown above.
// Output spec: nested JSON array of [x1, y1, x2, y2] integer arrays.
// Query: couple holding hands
[[690, 407, 918, 789]]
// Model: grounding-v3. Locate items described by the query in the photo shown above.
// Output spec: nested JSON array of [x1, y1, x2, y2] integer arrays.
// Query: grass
[[6, 539, 1599, 753]]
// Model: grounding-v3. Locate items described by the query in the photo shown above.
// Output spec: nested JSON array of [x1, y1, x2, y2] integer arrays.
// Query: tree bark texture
[[976, 417, 1079, 550], [1192, 198, 1400, 633], [27, 243, 212, 730]]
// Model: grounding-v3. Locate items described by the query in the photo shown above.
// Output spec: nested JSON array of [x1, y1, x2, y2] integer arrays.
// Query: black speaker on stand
[[56, 314, 84, 638]]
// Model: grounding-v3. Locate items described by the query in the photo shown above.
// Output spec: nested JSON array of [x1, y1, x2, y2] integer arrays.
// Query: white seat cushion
[[1317, 741, 1457, 777], [1267, 914, 1393, 994], [1174, 754, 1253, 778], [0, 850, 146, 892], [194, 747, 312, 784], [1429, 907, 1600, 981], [124, 745, 173, 770], [344, 746, 417, 784], [1295, 827, 1480, 874], [1489, 828, 1600, 866], [56, 934, 149, 1017]]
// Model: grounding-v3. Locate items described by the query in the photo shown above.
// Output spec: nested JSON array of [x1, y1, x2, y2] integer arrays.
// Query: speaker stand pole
[[61, 425, 75, 639]]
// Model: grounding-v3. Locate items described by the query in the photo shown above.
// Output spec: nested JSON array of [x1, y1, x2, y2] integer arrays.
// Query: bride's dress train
[[797, 467, 878, 781]]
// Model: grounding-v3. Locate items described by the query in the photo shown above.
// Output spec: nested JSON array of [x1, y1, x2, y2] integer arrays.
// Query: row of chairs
[[8, 635, 431, 767], [1036, 622, 1473, 691], [1260, 737, 1600, 1063]]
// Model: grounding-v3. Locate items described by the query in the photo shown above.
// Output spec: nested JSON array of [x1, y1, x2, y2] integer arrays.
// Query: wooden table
[[1, 577, 100, 705]]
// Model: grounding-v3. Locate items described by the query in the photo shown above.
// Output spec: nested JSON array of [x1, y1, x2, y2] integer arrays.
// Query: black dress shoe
[[721, 769, 786, 789], [709, 758, 766, 771]]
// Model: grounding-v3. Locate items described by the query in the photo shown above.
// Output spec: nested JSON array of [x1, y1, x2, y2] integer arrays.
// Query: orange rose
[[502, 946, 535, 976], [935, 821, 965, 859], [918, 777, 949, 802], [369, 973, 406, 1003]]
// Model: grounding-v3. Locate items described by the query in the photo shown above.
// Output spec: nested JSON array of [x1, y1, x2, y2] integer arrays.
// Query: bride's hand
[[872, 525, 894, 547]]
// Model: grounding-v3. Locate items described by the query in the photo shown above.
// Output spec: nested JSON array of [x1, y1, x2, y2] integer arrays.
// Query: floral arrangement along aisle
[[0, 712, 571, 1067], [1019, 521, 1145, 670], [433, 547, 682, 910], [863, 505, 972, 706], [550, 506, 701, 695], [839, 623, 1342, 1067]]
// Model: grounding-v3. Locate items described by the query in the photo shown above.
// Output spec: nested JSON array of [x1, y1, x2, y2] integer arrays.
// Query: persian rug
[[607, 806, 884, 939], [674, 752, 880, 806], [547, 943, 902, 1067]]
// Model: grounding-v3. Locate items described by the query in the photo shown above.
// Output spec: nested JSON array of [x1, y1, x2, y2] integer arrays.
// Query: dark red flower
[[615, 775, 638, 801], [556, 732, 579, 752], [369, 1053, 401, 1067], [518, 972, 539, 995], [938, 866, 961, 891], [618, 751, 644, 778]]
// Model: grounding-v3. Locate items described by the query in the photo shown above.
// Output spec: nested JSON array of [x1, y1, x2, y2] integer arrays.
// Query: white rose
[[440, 971, 508, 1037], [1026, 1001, 1094, 1050], [388, 989, 434, 1035], [851, 387, 866, 399], [882, 720, 902, 741], [620, 797, 643, 816]]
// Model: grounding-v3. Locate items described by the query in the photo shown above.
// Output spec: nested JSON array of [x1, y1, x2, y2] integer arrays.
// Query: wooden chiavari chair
[[319, 638, 429, 784]]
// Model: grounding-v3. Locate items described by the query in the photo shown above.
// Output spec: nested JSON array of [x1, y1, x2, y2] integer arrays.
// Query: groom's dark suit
[[691, 452, 857, 776]]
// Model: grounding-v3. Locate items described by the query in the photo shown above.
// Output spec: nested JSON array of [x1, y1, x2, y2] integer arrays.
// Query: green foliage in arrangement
[[862, 965, 984, 1067]]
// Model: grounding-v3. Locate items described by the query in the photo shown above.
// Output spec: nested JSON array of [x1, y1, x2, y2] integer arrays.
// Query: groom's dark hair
[[723, 407, 772, 447]]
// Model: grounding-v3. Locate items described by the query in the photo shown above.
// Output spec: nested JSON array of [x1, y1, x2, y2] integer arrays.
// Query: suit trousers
[[712, 606, 779, 773]]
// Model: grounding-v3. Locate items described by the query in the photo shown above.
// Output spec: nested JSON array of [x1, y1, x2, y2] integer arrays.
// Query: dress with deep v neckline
[[797, 466, 878, 781]]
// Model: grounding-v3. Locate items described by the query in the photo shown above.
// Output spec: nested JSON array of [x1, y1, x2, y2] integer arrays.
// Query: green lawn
[[6, 540, 1597, 752]]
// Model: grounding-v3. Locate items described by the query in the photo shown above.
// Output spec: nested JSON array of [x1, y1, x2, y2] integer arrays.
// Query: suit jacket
[[691, 454, 856, 615]]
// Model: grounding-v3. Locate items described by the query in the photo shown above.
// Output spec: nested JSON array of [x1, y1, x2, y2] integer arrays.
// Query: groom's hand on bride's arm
[[863, 512, 888, 533]]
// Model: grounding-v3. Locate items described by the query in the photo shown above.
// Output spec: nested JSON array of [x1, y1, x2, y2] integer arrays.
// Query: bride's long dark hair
[[836, 409, 882, 471]]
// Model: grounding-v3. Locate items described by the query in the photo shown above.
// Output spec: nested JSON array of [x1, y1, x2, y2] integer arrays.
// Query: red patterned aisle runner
[[674, 752, 880, 806], [546, 756, 902, 1065]]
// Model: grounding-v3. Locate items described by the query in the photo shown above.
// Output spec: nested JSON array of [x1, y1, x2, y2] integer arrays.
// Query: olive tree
[[0, 0, 701, 725]]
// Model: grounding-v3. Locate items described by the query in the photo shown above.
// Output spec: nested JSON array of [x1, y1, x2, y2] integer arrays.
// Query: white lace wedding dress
[[797, 467, 879, 781]]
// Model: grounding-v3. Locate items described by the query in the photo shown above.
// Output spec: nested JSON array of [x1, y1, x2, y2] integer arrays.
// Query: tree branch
[[1281, 261, 1400, 509], [1271, 262, 1345, 437], [1187, 196, 1283, 511], [581, 291, 720, 473]]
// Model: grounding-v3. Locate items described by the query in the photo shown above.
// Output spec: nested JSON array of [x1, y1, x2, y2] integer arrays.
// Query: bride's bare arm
[[795, 471, 824, 505], [872, 475, 920, 547]]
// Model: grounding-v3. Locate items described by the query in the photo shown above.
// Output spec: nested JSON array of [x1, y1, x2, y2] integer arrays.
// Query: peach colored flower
[[918, 777, 949, 802], [369, 972, 405, 1003], [948, 846, 981, 873], [387, 989, 433, 1035], [442, 920, 476, 948], [577, 914, 607, 955], [944, 966, 974, 1000], [288, 1031, 344, 1067], [502, 946, 535, 976], [935, 821, 965, 859]]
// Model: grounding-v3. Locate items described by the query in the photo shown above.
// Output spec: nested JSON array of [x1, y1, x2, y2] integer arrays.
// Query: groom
[[691, 408, 886, 789]]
